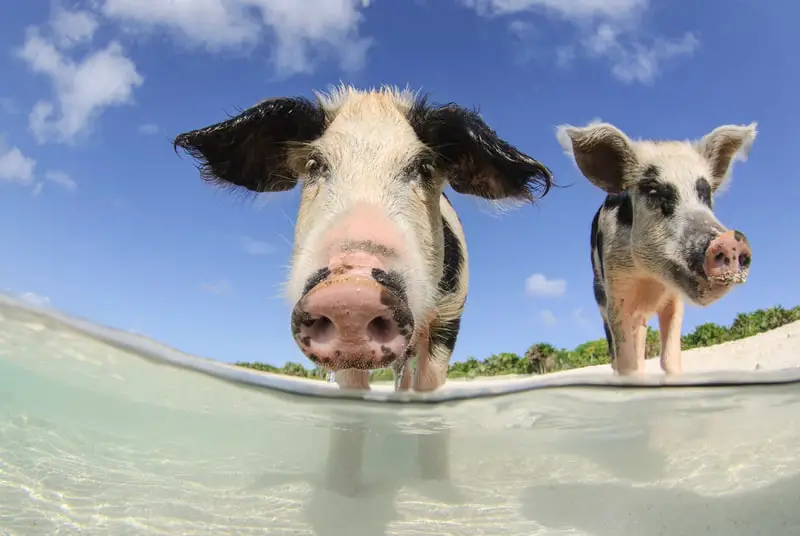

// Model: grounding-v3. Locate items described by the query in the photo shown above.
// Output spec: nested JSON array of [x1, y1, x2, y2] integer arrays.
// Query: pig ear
[[695, 123, 757, 190], [173, 97, 326, 193], [555, 122, 637, 194], [412, 102, 553, 201]]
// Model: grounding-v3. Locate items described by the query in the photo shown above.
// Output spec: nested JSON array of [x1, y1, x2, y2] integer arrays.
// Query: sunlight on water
[[1, 298, 799, 535]]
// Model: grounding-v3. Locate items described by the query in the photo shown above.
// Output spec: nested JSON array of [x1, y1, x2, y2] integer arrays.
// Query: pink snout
[[291, 272, 414, 371], [703, 230, 752, 285]]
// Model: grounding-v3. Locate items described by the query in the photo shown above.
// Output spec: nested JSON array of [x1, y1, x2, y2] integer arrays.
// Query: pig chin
[[669, 262, 739, 307]]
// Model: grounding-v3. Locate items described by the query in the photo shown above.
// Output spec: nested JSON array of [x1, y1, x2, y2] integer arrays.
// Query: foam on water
[[1, 296, 799, 535]]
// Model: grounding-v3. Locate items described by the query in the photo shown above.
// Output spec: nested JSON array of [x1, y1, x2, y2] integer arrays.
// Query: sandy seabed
[[1, 298, 799, 535]]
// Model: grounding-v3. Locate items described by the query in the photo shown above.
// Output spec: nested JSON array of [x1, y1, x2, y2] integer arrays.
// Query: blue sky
[[0, 0, 797, 367]]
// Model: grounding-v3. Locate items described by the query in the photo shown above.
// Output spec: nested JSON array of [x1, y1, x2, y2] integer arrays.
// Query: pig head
[[556, 121, 757, 375], [174, 85, 553, 391]]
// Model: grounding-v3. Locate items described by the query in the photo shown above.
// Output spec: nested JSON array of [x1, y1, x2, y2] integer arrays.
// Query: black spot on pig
[[302, 267, 331, 296], [380, 345, 397, 361], [438, 216, 462, 295], [733, 230, 747, 243], [593, 279, 607, 308], [638, 174, 679, 218], [430, 316, 462, 353], [695, 177, 712, 209], [602, 321, 615, 361], [290, 310, 314, 337], [604, 192, 633, 227], [372, 268, 408, 303], [590, 208, 606, 280]]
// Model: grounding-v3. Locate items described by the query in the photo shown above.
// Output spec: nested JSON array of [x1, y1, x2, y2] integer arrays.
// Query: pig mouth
[[290, 272, 415, 371], [672, 264, 748, 307], [664, 257, 745, 307]]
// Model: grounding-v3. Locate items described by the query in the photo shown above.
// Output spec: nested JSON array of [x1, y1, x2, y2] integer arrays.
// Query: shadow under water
[[1, 297, 799, 535]]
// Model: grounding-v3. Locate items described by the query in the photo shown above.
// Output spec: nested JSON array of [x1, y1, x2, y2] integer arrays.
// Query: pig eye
[[417, 162, 435, 181], [305, 155, 328, 176]]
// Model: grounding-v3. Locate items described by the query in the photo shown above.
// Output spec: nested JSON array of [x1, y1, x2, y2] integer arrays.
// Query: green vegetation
[[236, 305, 800, 382]]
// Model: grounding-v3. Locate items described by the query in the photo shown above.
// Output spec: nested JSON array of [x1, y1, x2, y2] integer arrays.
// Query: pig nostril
[[740, 253, 751, 269], [305, 316, 336, 344], [366, 316, 397, 344], [714, 252, 728, 266]]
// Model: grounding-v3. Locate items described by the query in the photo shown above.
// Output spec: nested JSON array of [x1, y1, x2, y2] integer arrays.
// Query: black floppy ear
[[173, 97, 326, 193], [411, 101, 553, 201]]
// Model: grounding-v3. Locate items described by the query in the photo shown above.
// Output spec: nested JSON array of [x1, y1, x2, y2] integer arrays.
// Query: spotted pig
[[556, 121, 757, 375], [174, 85, 553, 391]]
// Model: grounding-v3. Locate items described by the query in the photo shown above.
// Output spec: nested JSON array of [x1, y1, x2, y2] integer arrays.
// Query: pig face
[[175, 85, 553, 370], [558, 122, 756, 306]]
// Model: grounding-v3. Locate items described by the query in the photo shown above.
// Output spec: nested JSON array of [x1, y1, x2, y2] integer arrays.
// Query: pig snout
[[703, 230, 752, 285], [291, 266, 414, 371]]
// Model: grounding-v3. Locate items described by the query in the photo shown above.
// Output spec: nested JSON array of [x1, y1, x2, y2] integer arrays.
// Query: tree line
[[236, 305, 800, 382]]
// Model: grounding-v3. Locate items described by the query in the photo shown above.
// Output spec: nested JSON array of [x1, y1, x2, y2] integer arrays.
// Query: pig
[[556, 121, 757, 376], [174, 85, 553, 392]]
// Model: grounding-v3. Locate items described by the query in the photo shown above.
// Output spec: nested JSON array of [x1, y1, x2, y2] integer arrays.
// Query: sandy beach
[[367, 319, 800, 393]]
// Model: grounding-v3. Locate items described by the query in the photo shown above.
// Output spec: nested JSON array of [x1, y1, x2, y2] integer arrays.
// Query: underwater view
[[2, 297, 799, 535]]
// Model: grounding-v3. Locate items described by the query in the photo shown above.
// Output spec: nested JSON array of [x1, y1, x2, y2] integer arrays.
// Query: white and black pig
[[556, 121, 757, 376], [174, 85, 553, 392]]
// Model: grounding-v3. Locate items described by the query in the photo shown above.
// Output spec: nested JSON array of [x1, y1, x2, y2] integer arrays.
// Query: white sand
[[368, 320, 800, 393]]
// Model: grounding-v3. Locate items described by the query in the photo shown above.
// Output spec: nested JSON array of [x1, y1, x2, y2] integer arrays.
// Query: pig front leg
[[634, 320, 647, 371], [658, 297, 684, 375], [413, 320, 456, 392], [606, 301, 644, 376]]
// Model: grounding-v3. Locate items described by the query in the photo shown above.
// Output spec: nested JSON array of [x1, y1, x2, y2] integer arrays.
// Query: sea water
[[1, 296, 799, 536]]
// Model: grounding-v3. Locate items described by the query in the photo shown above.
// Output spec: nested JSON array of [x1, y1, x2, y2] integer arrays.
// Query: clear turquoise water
[[1, 298, 799, 535]]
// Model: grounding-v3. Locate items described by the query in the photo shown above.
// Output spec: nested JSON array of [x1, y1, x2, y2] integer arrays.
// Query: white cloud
[[525, 273, 566, 297], [464, 0, 699, 84], [19, 291, 51, 307], [0, 143, 36, 185], [201, 279, 232, 295], [137, 123, 158, 135], [45, 170, 77, 192], [50, 7, 100, 49], [101, 0, 375, 76], [238, 236, 275, 256], [16, 9, 143, 144], [583, 23, 698, 84], [32, 182, 44, 196], [540, 309, 558, 326], [462, 0, 646, 19]]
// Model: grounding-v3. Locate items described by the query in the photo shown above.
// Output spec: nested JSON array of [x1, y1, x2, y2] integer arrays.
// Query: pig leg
[[324, 421, 366, 497], [414, 319, 457, 392], [658, 297, 684, 375], [606, 302, 642, 376], [335, 369, 371, 390], [601, 317, 617, 371], [414, 327, 453, 481], [634, 320, 647, 370]]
